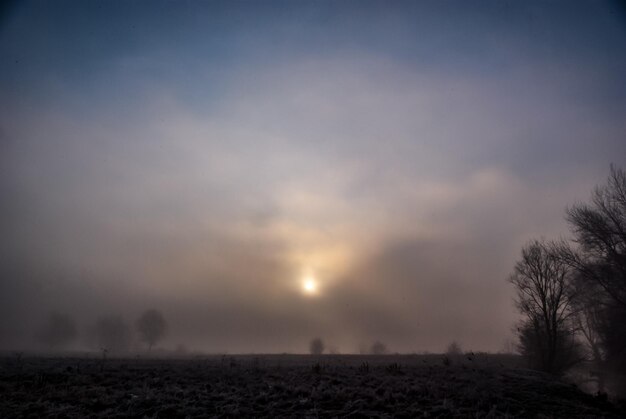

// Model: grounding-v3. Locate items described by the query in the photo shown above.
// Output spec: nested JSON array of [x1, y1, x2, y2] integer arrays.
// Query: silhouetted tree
[[94, 316, 131, 353], [517, 319, 582, 375], [370, 340, 387, 355], [309, 337, 325, 355], [559, 166, 626, 392], [38, 312, 77, 350], [136, 309, 167, 352], [446, 341, 462, 356], [509, 239, 581, 375], [564, 166, 626, 306], [569, 271, 607, 364], [598, 305, 626, 394]]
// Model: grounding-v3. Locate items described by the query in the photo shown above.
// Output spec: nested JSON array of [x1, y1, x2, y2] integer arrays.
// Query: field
[[0, 354, 623, 418]]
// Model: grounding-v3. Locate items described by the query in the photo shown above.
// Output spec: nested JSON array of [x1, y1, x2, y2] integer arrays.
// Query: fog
[[1, 0, 625, 354]]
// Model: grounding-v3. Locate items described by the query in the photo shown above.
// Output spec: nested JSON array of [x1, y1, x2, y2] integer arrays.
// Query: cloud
[[1, 1, 625, 353]]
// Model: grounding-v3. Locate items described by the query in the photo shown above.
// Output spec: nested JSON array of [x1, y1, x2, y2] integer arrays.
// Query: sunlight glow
[[302, 276, 318, 295]]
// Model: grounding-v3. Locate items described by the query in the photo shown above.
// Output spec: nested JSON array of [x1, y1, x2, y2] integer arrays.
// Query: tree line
[[509, 165, 626, 394], [37, 309, 167, 353], [309, 338, 389, 355]]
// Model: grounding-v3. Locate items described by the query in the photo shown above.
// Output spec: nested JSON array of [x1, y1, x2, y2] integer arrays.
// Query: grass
[[0, 354, 623, 418]]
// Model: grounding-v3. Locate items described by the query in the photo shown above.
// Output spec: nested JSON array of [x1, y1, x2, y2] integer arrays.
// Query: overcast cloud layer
[[1, 0, 625, 353]]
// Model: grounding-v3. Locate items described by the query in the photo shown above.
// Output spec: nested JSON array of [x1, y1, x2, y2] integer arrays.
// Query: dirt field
[[0, 354, 623, 418]]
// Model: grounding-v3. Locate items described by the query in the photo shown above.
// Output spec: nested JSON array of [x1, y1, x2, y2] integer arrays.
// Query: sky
[[1, 0, 625, 354]]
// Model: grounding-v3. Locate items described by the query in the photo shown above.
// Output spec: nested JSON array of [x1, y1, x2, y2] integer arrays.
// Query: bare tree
[[509, 239, 581, 375], [94, 315, 131, 353], [562, 166, 626, 392], [568, 272, 609, 391], [309, 337, 325, 355], [564, 165, 626, 307], [38, 312, 77, 350], [569, 271, 607, 363], [136, 309, 167, 352]]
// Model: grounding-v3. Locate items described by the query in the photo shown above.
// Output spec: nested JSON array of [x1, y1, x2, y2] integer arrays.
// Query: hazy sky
[[1, 0, 625, 353]]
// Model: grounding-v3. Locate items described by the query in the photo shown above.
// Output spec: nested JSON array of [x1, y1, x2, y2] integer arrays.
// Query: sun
[[302, 275, 318, 295]]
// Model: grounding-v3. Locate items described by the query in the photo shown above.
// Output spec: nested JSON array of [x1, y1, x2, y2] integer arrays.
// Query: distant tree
[[509, 239, 581, 375], [446, 341, 462, 356], [136, 309, 167, 351], [370, 340, 388, 355], [94, 316, 131, 353], [38, 312, 77, 350], [309, 337, 325, 355]]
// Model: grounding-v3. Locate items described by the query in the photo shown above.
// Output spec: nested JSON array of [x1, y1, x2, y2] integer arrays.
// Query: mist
[[1, 0, 625, 355]]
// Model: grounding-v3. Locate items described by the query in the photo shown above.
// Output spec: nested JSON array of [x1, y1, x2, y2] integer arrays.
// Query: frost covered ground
[[0, 354, 623, 418]]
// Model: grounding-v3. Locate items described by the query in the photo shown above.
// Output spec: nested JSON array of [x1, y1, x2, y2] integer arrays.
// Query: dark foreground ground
[[0, 354, 623, 418]]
